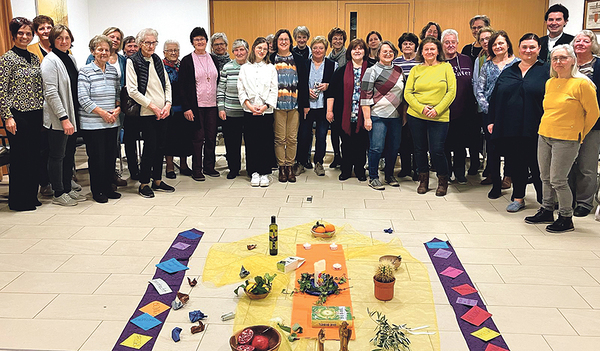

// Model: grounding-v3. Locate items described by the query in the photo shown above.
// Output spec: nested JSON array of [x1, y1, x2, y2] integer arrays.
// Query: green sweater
[[217, 60, 244, 117], [404, 62, 456, 122]]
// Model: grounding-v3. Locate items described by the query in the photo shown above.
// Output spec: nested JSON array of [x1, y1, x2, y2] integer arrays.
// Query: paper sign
[[179, 231, 201, 240], [148, 278, 172, 295], [471, 327, 500, 342], [130, 313, 162, 331], [433, 249, 453, 259], [139, 301, 170, 317], [456, 297, 478, 306], [172, 242, 190, 250], [452, 284, 478, 296], [485, 344, 509, 351], [460, 306, 492, 326], [156, 258, 189, 274], [440, 266, 464, 278], [120, 333, 152, 349], [426, 241, 449, 249]]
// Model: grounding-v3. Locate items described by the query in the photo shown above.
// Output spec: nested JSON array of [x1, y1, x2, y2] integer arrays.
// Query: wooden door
[[340, 2, 412, 45]]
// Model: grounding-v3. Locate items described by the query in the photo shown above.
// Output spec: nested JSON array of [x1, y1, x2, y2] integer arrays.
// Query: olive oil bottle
[[269, 215, 278, 255]]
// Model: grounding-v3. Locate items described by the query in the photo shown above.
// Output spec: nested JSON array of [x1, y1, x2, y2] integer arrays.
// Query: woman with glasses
[[525, 45, 599, 233], [179, 27, 221, 181], [461, 15, 491, 64], [126, 28, 174, 198], [0, 17, 44, 211], [210, 32, 231, 72]]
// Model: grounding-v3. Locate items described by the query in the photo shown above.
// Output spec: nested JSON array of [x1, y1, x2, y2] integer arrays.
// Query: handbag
[[121, 86, 140, 117]]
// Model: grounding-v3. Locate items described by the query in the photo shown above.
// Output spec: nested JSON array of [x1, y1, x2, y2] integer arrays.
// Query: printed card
[[440, 266, 464, 278], [460, 306, 492, 326]]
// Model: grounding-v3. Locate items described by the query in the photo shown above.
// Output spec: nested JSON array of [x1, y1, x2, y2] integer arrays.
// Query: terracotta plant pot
[[373, 277, 395, 301]]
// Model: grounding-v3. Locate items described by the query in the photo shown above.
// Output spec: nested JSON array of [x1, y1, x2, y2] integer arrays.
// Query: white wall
[[10, 0, 210, 64]]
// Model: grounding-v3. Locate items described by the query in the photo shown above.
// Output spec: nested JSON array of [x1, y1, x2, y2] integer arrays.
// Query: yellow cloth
[[202, 221, 440, 351], [539, 77, 600, 142], [404, 62, 456, 122]]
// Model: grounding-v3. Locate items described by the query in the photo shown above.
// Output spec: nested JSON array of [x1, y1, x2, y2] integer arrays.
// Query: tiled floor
[[0, 148, 599, 351]]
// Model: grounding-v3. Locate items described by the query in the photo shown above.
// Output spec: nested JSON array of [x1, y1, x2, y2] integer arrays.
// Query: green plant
[[374, 262, 396, 283], [234, 273, 277, 295], [368, 308, 411, 351], [282, 273, 348, 305]]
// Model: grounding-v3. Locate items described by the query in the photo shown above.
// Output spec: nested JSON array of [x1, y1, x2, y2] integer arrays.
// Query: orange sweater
[[539, 77, 600, 142]]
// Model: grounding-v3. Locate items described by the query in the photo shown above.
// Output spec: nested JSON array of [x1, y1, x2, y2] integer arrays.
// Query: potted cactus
[[373, 261, 396, 301]]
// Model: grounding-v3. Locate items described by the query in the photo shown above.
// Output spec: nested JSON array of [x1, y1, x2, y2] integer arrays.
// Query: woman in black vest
[[126, 28, 174, 198]]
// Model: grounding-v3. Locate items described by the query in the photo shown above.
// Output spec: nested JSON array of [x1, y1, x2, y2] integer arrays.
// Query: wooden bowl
[[311, 229, 336, 238], [244, 285, 271, 300], [379, 255, 402, 270], [229, 325, 281, 351]]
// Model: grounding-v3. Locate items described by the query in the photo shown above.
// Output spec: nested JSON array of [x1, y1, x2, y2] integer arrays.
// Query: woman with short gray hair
[[217, 38, 249, 179], [210, 32, 231, 71], [292, 26, 311, 59]]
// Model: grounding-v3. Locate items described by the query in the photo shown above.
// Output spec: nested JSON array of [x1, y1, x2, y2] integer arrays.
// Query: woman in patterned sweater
[[0, 17, 44, 211]]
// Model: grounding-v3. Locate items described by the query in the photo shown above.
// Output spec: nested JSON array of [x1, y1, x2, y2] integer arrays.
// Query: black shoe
[[113, 175, 127, 186], [397, 169, 411, 178], [525, 208, 554, 224], [411, 171, 419, 181], [180, 168, 192, 176], [204, 169, 220, 177], [487, 186, 502, 199], [192, 172, 205, 181], [385, 176, 400, 187], [329, 156, 342, 168], [227, 171, 238, 179], [546, 215, 574, 233], [339, 173, 351, 181], [357, 174, 367, 182], [467, 168, 479, 176], [93, 193, 108, 203], [456, 174, 468, 184], [573, 206, 591, 217], [152, 181, 175, 192], [34, 200, 42, 207], [105, 191, 121, 199], [165, 170, 176, 179], [138, 185, 155, 198], [130, 172, 140, 181], [303, 162, 313, 170]]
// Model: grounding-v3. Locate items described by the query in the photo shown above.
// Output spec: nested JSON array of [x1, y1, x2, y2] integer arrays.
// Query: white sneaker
[[251, 172, 260, 187], [52, 192, 78, 206], [68, 189, 87, 202], [259, 175, 270, 187]]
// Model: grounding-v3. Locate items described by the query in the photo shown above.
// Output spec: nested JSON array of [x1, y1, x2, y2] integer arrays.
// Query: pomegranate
[[251, 335, 270, 351], [237, 345, 255, 351], [237, 328, 254, 345]]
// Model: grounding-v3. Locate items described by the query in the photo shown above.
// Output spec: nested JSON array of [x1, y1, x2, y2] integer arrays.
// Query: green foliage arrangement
[[234, 273, 277, 295], [368, 308, 411, 351]]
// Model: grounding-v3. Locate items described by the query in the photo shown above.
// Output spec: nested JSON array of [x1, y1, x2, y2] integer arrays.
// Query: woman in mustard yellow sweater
[[525, 44, 600, 233], [404, 37, 457, 196]]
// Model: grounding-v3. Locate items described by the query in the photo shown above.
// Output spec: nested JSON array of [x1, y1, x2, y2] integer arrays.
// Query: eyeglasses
[[164, 49, 179, 53], [193, 38, 206, 43], [213, 42, 226, 47], [471, 26, 484, 31], [551, 55, 572, 63], [142, 41, 158, 47], [278, 38, 290, 42]]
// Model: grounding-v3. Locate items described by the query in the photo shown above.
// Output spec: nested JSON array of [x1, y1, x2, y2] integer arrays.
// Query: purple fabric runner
[[112, 229, 204, 351], [425, 238, 510, 351]]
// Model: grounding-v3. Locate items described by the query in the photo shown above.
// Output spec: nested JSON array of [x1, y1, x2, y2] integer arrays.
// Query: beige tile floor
[[0, 146, 599, 351]]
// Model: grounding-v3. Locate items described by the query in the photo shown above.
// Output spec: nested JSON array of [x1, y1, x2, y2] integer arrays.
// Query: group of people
[[1, 4, 599, 233]]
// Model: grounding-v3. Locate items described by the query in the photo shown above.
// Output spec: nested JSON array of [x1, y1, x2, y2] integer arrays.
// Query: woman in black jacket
[[487, 33, 548, 212], [179, 27, 221, 181]]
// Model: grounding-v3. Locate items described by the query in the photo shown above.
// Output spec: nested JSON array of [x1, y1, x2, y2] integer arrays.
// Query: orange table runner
[[290, 243, 355, 340]]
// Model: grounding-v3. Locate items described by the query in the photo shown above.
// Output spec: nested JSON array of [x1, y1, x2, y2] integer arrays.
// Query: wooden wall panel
[[274, 1, 339, 41], [414, 0, 479, 50], [479, 0, 547, 40], [212, 1, 276, 48], [341, 2, 412, 44]]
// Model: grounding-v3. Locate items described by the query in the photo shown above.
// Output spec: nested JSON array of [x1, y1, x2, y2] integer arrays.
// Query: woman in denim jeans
[[360, 41, 404, 190], [404, 37, 457, 196], [525, 44, 599, 233]]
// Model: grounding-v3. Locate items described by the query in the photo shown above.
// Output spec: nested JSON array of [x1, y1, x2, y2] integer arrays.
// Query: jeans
[[297, 108, 329, 164], [368, 116, 402, 179], [569, 130, 600, 210], [48, 129, 76, 197], [274, 109, 300, 166], [136, 115, 167, 184], [191, 107, 218, 174], [82, 127, 118, 197], [244, 112, 274, 175], [538, 135, 580, 217], [407, 115, 449, 176]]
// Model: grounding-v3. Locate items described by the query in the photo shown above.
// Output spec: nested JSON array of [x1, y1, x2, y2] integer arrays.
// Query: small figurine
[[189, 310, 207, 322], [177, 292, 190, 304], [187, 277, 197, 287], [171, 327, 182, 342], [247, 244, 257, 250], [191, 321, 205, 334], [240, 265, 250, 279], [317, 328, 325, 351], [339, 321, 351, 351]]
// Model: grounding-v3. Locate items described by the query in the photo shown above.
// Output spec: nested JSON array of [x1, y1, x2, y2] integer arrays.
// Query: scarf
[[212, 53, 231, 71], [163, 58, 180, 83], [342, 60, 368, 135], [328, 48, 347, 66]]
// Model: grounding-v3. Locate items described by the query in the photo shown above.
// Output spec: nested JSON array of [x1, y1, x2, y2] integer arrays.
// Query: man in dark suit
[[539, 4, 574, 63]]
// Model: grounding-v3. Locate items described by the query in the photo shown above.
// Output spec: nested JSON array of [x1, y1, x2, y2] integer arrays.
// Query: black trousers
[[39, 126, 50, 186], [136, 115, 166, 184], [399, 123, 415, 172], [123, 114, 141, 177], [497, 137, 541, 201], [244, 112, 273, 175], [445, 117, 470, 177], [223, 116, 244, 174], [340, 123, 368, 177], [191, 107, 218, 174], [6, 109, 42, 211], [48, 129, 76, 197], [82, 127, 118, 197]]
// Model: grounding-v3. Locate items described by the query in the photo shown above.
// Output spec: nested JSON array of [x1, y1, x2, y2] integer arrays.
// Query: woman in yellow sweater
[[404, 37, 457, 196], [525, 44, 600, 233]]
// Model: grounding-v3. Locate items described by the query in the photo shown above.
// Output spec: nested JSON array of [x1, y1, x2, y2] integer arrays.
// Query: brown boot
[[501, 176, 512, 189], [417, 172, 429, 194], [286, 166, 296, 183], [278, 166, 287, 182], [436, 175, 449, 196]]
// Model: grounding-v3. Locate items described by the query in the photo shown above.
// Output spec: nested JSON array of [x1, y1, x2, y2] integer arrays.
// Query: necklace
[[195, 52, 211, 82]]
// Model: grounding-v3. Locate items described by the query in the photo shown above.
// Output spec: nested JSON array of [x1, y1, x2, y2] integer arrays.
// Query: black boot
[[546, 215, 574, 233], [524, 208, 555, 224]]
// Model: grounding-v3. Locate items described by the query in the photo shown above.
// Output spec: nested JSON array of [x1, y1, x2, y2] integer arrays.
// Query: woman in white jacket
[[41, 25, 86, 206], [237, 37, 278, 187]]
